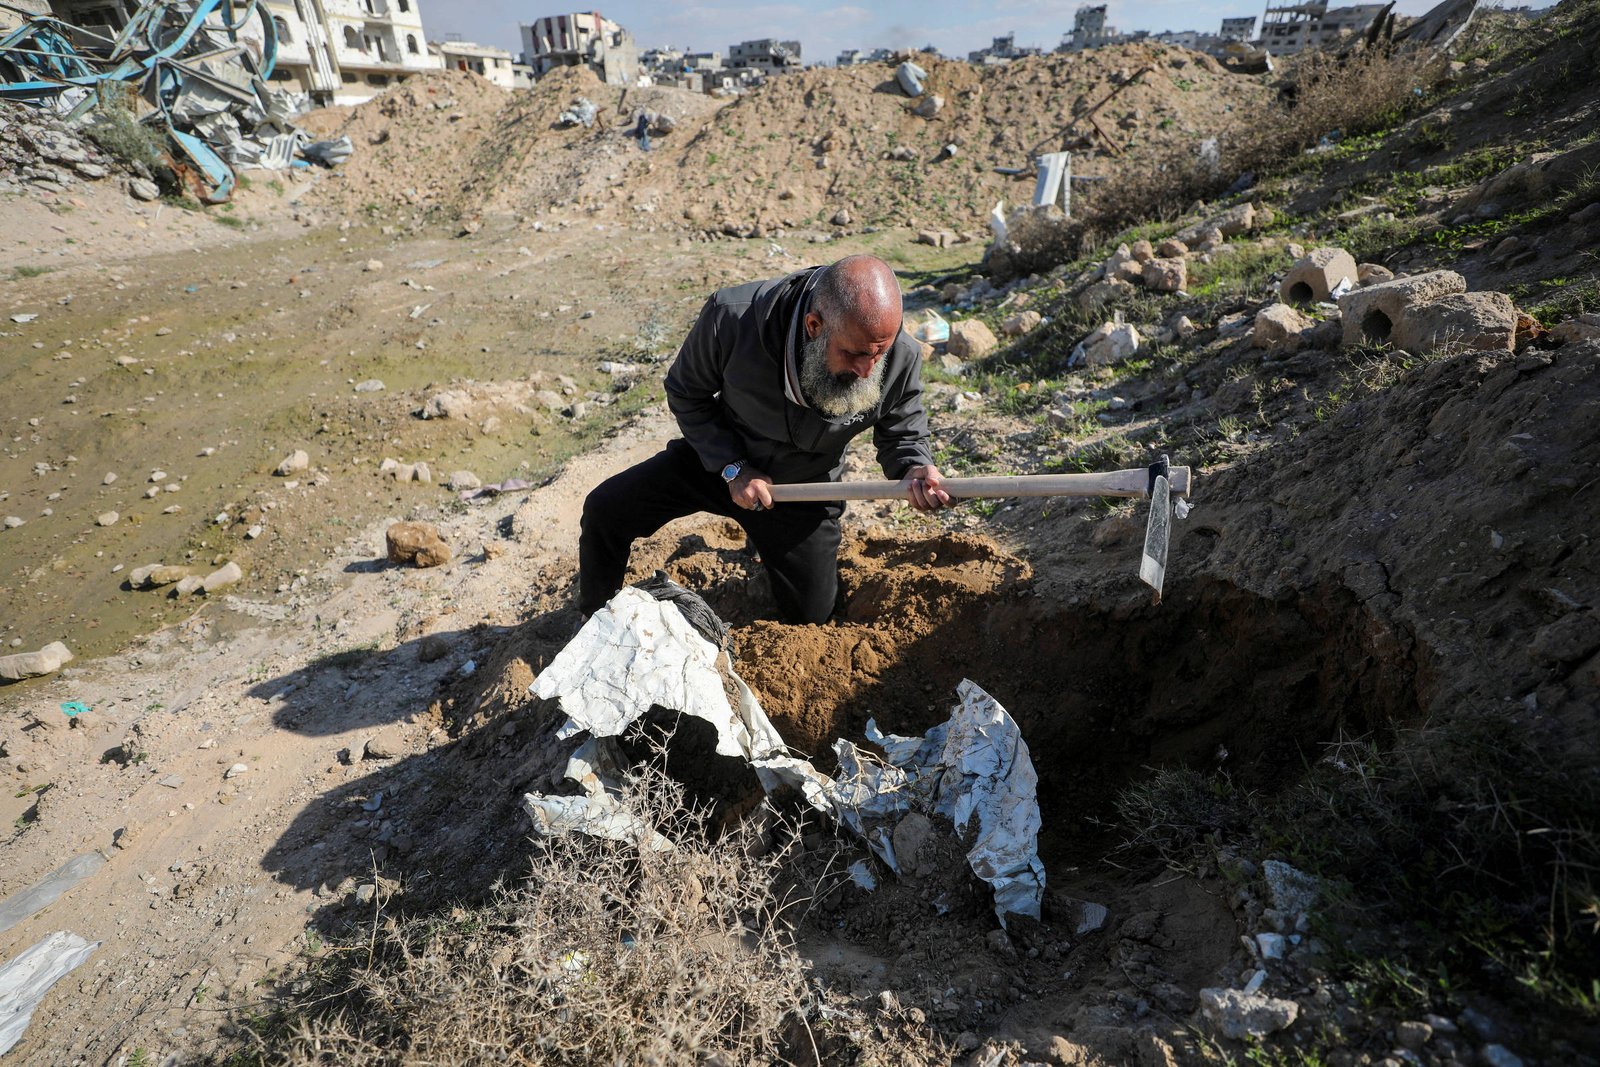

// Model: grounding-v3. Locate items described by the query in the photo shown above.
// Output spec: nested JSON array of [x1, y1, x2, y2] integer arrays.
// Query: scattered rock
[[1156, 238, 1189, 258], [1073, 320, 1140, 369], [1551, 313, 1600, 344], [354, 379, 385, 392], [1392, 291, 1518, 354], [1129, 238, 1155, 263], [0, 641, 73, 682], [1262, 860, 1319, 919], [1102, 244, 1143, 283], [173, 575, 204, 596], [1199, 988, 1299, 1040], [1078, 277, 1136, 312], [354, 882, 377, 905], [363, 259, 384, 272], [891, 812, 934, 875], [418, 635, 451, 662], [363, 730, 403, 760], [1338, 270, 1467, 346], [129, 564, 190, 589], [386, 521, 452, 568], [224, 763, 248, 779], [102, 472, 117, 485], [445, 470, 482, 491], [1358, 263, 1394, 285], [1396, 1020, 1433, 1051], [3, 516, 23, 529], [201, 561, 242, 593], [1281, 247, 1358, 304], [1253, 303, 1314, 353], [1142, 257, 1187, 292], [128, 178, 159, 201], [1001, 310, 1042, 336], [912, 93, 944, 119], [96, 511, 120, 527], [275, 449, 310, 476], [948, 319, 999, 360], [830, 207, 852, 226]]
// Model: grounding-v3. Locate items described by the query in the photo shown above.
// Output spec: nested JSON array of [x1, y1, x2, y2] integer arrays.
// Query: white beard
[[799, 328, 886, 418]]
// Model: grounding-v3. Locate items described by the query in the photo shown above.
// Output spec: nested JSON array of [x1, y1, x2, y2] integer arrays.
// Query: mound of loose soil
[[302, 45, 1270, 234]]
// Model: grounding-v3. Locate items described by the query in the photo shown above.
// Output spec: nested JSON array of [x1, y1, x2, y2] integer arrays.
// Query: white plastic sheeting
[[0, 931, 98, 1054], [527, 588, 1046, 923]]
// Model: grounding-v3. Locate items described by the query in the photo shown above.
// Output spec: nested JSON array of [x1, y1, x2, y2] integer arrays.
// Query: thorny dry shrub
[[243, 767, 824, 1066]]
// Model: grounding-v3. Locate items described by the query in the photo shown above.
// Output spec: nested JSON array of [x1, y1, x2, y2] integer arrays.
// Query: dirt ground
[[2, 9, 1600, 1065]]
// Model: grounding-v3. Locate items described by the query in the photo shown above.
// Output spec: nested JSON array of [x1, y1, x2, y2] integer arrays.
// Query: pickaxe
[[768, 456, 1191, 601]]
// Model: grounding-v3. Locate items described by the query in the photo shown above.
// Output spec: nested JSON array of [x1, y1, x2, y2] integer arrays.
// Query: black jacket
[[663, 266, 934, 485]]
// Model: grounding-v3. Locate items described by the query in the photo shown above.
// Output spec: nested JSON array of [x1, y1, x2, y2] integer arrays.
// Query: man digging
[[579, 254, 950, 624]]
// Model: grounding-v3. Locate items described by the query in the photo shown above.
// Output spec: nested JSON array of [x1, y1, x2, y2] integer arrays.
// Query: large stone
[[1337, 270, 1467, 346], [1357, 262, 1394, 286], [275, 449, 310, 476], [0, 642, 73, 682], [1156, 238, 1189, 258], [912, 93, 944, 118], [1129, 238, 1155, 263], [1551, 313, 1600, 344], [129, 563, 190, 589], [1199, 988, 1299, 1040], [128, 178, 159, 201], [948, 319, 999, 360], [1074, 321, 1141, 369], [1142, 257, 1187, 292], [1000, 310, 1042, 337], [1176, 202, 1255, 244], [201, 561, 242, 593], [1102, 244, 1143, 284], [1253, 303, 1315, 354], [1280, 247, 1358, 305], [386, 521, 452, 568], [1393, 291, 1517, 354]]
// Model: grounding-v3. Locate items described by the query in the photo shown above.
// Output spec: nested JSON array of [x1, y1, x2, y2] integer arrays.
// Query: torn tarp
[[528, 586, 1046, 924], [0, 931, 99, 1055]]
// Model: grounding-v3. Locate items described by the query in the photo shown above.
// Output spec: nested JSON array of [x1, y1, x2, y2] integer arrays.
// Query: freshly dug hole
[[732, 533, 1427, 861]]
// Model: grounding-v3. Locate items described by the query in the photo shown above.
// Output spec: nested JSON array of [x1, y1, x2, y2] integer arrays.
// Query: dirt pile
[[303, 46, 1269, 235]]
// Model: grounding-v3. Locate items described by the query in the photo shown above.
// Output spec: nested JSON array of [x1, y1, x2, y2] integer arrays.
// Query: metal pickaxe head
[[1139, 454, 1181, 603]]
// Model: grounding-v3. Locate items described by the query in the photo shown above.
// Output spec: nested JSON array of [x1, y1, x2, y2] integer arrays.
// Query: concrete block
[[1280, 247, 1358, 305], [1393, 291, 1518, 354], [1338, 270, 1467, 346]]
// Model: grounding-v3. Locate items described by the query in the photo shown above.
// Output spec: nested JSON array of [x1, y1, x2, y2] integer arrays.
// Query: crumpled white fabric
[[527, 589, 1045, 924], [0, 931, 99, 1054]]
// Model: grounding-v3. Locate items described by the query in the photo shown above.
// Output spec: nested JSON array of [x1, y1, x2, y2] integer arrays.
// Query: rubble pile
[[0, 102, 145, 196]]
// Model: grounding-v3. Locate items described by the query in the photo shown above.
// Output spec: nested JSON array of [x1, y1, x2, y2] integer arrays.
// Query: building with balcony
[[967, 33, 1042, 64], [261, 0, 439, 104], [520, 11, 638, 84]]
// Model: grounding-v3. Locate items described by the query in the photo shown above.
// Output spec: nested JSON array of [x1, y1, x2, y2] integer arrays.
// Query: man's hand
[[729, 467, 775, 512], [904, 464, 951, 511]]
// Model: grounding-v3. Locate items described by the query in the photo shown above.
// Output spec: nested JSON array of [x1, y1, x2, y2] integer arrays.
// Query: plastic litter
[[0, 853, 106, 935], [0, 931, 99, 1054], [557, 97, 599, 129], [528, 586, 1047, 924], [906, 308, 950, 345], [895, 61, 927, 98], [58, 702, 88, 717]]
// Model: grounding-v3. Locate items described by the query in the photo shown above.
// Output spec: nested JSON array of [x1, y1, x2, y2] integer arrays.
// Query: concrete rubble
[[1281, 247, 1358, 305], [0, 0, 345, 204], [1336, 269, 1517, 352], [0, 641, 74, 682]]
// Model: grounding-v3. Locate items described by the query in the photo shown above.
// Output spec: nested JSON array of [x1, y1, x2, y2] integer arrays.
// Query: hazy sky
[[427, 0, 1456, 64]]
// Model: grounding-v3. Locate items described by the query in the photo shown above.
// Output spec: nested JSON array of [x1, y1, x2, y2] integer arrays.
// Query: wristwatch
[[720, 460, 745, 483]]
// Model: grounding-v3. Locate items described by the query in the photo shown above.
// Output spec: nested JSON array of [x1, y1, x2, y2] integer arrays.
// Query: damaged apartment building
[[520, 11, 638, 85], [9, 0, 443, 104]]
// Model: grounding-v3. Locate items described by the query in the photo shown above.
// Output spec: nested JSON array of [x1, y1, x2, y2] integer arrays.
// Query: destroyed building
[[1062, 5, 1121, 51], [725, 38, 801, 75], [430, 36, 515, 89], [519, 11, 638, 85], [263, 0, 440, 105], [1258, 0, 1389, 54], [967, 33, 1042, 65]]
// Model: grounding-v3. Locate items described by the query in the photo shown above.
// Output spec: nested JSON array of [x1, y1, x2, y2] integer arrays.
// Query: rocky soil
[[2, 5, 1599, 1065]]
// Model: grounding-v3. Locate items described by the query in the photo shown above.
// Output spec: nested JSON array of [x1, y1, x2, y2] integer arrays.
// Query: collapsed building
[[1258, 0, 1390, 55], [0, 0, 361, 202], [519, 11, 637, 85]]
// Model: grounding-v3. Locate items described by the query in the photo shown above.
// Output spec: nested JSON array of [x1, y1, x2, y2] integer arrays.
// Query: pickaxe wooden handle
[[766, 466, 1192, 503]]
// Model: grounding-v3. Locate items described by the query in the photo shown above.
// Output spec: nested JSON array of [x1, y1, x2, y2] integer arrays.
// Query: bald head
[[802, 255, 903, 390], [813, 254, 902, 335]]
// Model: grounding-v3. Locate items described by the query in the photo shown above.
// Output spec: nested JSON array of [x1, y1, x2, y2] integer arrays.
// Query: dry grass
[[234, 767, 829, 1066]]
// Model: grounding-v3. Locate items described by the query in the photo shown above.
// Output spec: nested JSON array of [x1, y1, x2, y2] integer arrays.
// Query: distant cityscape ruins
[[1, 0, 1541, 109]]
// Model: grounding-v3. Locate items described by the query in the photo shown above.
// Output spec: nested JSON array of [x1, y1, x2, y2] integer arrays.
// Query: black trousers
[[578, 439, 843, 624]]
